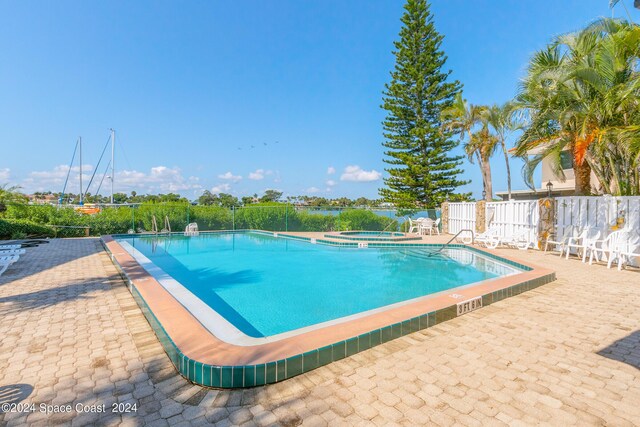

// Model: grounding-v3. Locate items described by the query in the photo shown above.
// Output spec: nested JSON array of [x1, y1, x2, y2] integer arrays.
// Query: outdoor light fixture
[[546, 181, 553, 198], [482, 190, 487, 200]]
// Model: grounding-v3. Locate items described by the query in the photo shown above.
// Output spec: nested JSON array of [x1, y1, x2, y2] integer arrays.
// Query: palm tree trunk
[[574, 160, 591, 195], [500, 140, 511, 200], [483, 158, 493, 201]]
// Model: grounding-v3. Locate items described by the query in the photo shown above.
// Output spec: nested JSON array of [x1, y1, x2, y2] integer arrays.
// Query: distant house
[[27, 194, 58, 205], [496, 147, 601, 200]]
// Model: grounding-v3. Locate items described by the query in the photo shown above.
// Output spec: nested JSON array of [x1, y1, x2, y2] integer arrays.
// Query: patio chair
[[502, 229, 532, 251], [0, 244, 22, 251], [544, 225, 576, 255], [431, 218, 441, 235], [0, 249, 26, 256], [0, 255, 19, 277], [474, 226, 501, 248], [590, 230, 640, 270], [407, 217, 423, 234], [564, 227, 601, 262], [419, 218, 435, 235]]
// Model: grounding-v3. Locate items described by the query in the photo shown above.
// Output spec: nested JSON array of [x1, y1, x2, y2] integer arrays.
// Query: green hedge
[[0, 218, 56, 239], [2, 203, 402, 236]]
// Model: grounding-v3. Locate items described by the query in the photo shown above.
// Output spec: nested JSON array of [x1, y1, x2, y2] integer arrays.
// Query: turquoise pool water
[[115, 232, 521, 338]]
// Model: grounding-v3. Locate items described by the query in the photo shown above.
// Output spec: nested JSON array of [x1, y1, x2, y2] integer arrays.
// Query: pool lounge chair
[[474, 227, 501, 248], [0, 249, 26, 256], [502, 229, 532, 251], [0, 244, 22, 251], [0, 255, 19, 276]]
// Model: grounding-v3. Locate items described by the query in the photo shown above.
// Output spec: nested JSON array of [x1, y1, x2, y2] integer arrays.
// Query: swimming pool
[[104, 231, 555, 388], [116, 232, 519, 339]]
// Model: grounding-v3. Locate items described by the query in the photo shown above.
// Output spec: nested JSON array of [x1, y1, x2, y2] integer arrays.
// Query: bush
[[293, 211, 336, 231], [0, 203, 404, 236], [190, 206, 233, 230], [0, 218, 56, 239], [336, 210, 397, 231]]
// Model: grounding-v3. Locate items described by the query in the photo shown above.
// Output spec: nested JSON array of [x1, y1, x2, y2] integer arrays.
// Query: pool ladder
[[425, 228, 475, 257]]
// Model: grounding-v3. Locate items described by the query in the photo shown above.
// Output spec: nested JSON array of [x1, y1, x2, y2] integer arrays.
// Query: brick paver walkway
[[0, 238, 639, 426]]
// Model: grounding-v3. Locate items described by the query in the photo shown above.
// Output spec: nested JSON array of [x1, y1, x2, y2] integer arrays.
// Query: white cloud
[[218, 171, 242, 182], [306, 187, 321, 194], [22, 164, 203, 194], [22, 164, 95, 193], [248, 169, 265, 180], [326, 179, 337, 187], [0, 168, 10, 182], [340, 165, 382, 182], [210, 183, 232, 193], [327, 166, 336, 175]]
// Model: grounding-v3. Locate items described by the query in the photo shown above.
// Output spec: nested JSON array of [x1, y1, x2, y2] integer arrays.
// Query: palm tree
[[464, 125, 499, 201], [514, 18, 640, 195], [442, 93, 493, 200], [484, 103, 520, 200]]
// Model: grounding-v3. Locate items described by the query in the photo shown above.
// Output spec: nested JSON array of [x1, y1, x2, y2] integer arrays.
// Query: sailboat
[[60, 129, 116, 213]]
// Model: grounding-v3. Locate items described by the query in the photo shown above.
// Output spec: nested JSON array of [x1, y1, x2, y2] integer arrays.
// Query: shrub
[[0, 218, 56, 239], [336, 210, 397, 231], [294, 211, 336, 232]]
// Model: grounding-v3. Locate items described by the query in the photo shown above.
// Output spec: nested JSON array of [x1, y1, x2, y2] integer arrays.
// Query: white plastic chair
[[432, 218, 441, 235], [407, 218, 421, 234], [0, 244, 21, 251], [503, 229, 532, 251], [419, 218, 435, 235], [0, 255, 19, 277], [475, 226, 501, 248], [544, 225, 576, 255], [590, 230, 640, 270], [565, 227, 601, 262], [0, 249, 26, 256]]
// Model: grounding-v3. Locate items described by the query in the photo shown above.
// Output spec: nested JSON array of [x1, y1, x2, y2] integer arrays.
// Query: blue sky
[[1, 0, 637, 200]]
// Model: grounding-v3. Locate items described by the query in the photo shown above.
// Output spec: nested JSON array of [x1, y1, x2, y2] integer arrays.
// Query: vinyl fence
[[447, 202, 476, 234], [486, 201, 539, 248], [447, 196, 640, 256]]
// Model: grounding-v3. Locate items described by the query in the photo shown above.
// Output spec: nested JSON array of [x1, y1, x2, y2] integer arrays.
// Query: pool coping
[[102, 230, 556, 388]]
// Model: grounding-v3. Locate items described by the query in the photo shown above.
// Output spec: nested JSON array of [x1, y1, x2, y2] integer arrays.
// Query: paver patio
[[0, 237, 638, 426]]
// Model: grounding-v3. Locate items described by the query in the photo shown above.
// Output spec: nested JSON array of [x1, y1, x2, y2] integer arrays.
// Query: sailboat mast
[[79, 136, 83, 205], [111, 129, 115, 204]]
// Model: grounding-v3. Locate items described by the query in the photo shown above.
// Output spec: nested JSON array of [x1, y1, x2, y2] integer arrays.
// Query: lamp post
[[546, 181, 553, 198]]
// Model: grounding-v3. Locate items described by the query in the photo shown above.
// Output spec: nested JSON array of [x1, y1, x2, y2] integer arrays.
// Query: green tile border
[[102, 231, 554, 389]]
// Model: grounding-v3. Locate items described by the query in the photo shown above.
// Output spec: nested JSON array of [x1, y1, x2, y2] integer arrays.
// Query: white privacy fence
[[555, 196, 640, 266], [486, 201, 539, 247], [447, 202, 476, 234], [447, 196, 640, 256], [555, 196, 640, 238]]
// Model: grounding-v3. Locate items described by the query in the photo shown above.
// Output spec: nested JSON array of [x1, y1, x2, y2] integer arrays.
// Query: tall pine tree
[[380, 0, 467, 209]]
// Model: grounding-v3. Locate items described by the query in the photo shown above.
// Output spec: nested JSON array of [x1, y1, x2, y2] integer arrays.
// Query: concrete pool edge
[[101, 232, 556, 389]]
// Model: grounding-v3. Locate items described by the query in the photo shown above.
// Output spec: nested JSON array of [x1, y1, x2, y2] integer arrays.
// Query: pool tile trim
[[102, 231, 555, 388]]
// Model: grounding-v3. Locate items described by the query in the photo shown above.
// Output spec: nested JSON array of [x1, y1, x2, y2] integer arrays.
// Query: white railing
[[448, 202, 476, 234], [486, 200, 539, 248]]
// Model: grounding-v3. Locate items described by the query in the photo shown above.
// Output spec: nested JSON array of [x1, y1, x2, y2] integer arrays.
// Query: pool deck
[[1, 236, 639, 426]]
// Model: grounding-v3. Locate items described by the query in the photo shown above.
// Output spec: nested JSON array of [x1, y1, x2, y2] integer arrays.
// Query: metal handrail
[[425, 228, 475, 257]]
